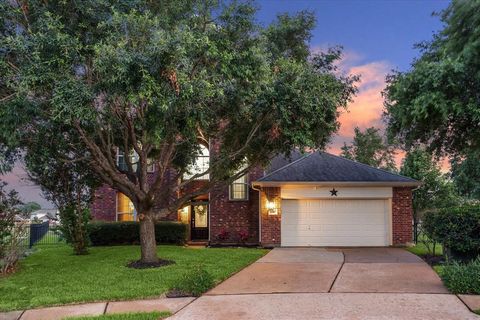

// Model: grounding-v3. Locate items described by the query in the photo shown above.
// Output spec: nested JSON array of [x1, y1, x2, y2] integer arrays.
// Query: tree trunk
[[139, 212, 159, 263]]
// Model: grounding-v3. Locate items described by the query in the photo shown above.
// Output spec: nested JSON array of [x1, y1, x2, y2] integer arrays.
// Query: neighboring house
[[30, 209, 59, 224], [92, 150, 421, 247]]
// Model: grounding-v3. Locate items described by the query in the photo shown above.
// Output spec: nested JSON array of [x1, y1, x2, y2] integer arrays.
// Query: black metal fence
[[28, 221, 62, 248]]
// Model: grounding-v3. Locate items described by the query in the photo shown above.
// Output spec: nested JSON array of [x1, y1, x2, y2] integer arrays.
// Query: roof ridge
[[320, 151, 417, 182], [258, 152, 313, 181]]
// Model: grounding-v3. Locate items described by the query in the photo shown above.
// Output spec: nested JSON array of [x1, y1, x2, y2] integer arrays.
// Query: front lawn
[[0, 244, 267, 311], [65, 311, 171, 320]]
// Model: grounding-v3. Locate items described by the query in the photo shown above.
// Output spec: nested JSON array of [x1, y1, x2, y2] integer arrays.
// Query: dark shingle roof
[[257, 152, 419, 184]]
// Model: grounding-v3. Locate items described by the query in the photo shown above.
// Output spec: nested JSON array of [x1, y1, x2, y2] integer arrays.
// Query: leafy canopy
[[450, 151, 480, 200], [0, 0, 357, 215], [383, 0, 480, 157], [340, 126, 397, 172], [400, 148, 460, 222]]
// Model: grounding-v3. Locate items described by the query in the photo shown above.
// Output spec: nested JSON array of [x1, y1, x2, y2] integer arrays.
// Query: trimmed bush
[[89, 222, 187, 246], [169, 265, 214, 297], [422, 204, 480, 260], [440, 257, 480, 294]]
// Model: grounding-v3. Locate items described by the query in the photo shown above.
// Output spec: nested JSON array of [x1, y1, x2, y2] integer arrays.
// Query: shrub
[[59, 205, 91, 255], [170, 265, 214, 296], [422, 204, 480, 260], [216, 229, 230, 241], [238, 230, 249, 243], [440, 257, 480, 294], [88, 221, 187, 246]]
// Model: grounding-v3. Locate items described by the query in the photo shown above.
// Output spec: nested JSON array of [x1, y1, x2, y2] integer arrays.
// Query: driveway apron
[[171, 248, 477, 320], [207, 248, 343, 295]]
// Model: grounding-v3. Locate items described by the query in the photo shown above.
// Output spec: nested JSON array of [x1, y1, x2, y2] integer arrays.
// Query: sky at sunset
[[1, 0, 450, 207]]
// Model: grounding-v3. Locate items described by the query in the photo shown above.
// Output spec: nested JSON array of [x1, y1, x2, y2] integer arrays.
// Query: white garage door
[[281, 199, 389, 247]]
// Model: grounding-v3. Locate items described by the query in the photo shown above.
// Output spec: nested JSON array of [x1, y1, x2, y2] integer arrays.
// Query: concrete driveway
[[170, 248, 479, 320]]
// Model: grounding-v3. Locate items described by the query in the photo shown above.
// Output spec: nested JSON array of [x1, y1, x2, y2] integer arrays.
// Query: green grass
[[407, 241, 443, 256], [475, 310, 480, 315], [64, 311, 170, 320], [0, 244, 267, 311]]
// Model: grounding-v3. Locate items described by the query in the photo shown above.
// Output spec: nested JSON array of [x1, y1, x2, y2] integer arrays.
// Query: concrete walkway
[[170, 248, 479, 320], [0, 297, 194, 320]]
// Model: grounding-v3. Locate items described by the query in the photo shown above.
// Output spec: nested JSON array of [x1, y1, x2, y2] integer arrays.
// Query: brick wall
[[209, 166, 263, 245], [259, 187, 281, 247], [91, 184, 117, 221], [392, 187, 414, 245]]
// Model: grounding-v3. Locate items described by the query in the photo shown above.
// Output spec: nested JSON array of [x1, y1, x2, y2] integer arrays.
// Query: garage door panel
[[281, 199, 389, 247]]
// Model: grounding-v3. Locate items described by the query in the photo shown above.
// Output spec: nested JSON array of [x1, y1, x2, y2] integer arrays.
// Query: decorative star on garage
[[330, 188, 338, 196]]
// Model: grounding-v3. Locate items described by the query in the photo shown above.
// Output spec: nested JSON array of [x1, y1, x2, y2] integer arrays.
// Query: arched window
[[184, 145, 210, 180]]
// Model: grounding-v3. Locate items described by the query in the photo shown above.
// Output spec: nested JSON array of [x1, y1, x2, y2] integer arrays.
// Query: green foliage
[[340, 126, 397, 171], [58, 206, 91, 255], [170, 264, 215, 297], [0, 182, 27, 274], [422, 204, 480, 258], [451, 151, 480, 200], [0, 245, 267, 311], [88, 222, 187, 246], [383, 1, 480, 157], [400, 148, 460, 223], [439, 257, 480, 294], [65, 311, 171, 320], [0, 0, 357, 262]]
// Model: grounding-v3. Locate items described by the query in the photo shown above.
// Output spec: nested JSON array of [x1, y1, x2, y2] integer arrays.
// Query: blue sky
[[257, 0, 448, 71], [3, 0, 450, 207]]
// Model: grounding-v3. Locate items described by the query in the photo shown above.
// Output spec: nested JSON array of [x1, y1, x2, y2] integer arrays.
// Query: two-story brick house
[[91, 148, 420, 247]]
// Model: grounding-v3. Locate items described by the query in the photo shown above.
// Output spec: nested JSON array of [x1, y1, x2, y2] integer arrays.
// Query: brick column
[[392, 187, 414, 246], [260, 187, 281, 247]]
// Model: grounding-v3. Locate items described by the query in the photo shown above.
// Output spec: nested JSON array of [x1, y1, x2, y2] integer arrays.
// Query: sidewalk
[[0, 297, 194, 320]]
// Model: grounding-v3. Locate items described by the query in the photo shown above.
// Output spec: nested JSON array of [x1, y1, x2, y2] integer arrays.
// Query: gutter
[[252, 181, 422, 188]]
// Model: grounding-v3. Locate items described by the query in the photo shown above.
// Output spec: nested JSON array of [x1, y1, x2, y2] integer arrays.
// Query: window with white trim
[[116, 192, 136, 221], [229, 174, 248, 200], [184, 145, 210, 180], [116, 148, 155, 173]]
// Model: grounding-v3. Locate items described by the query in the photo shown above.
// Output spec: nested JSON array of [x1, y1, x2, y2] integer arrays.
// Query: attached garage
[[281, 199, 390, 247], [254, 152, 421, 248]]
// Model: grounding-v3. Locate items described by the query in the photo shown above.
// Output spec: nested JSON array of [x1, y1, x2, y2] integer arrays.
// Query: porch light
[[266, 200, 278, 215]]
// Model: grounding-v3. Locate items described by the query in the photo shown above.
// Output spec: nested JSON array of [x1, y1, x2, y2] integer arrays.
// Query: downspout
[[252, 183, 262, 246]]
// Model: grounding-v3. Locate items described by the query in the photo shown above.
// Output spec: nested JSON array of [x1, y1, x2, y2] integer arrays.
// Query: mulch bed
[[126, 259, 175, 269]]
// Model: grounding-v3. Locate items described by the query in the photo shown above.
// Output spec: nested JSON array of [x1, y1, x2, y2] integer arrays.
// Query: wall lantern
[[266, 200, 278, 216]]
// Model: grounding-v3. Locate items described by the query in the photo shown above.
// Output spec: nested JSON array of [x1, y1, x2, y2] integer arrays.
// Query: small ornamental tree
[[24, 129, 100, 255], [0, 1, 357, 264]]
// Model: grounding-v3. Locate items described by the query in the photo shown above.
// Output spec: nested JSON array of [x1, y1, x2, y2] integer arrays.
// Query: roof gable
[[257, 152, 419, 185]]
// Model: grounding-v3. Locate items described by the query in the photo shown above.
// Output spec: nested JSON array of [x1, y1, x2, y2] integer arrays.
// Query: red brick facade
[[91, 170, 414, 247], [392, 187, 414, 245], [259, 187, 281, 247], [91, 185, 117, 221], [209, 167, 263, 245]]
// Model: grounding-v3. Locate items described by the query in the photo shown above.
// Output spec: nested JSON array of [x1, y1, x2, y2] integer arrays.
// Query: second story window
[[184, 144, 210, 180], [229, 173, 248, 200], [117, 149, 155, 173]]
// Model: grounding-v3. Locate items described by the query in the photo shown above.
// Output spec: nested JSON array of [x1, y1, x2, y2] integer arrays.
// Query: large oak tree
[[0, 1, 356, 263]]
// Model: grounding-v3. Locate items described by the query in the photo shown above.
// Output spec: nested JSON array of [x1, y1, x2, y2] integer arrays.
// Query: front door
[[190, 202, 209, 240]]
